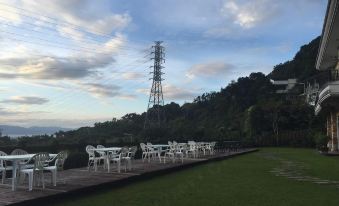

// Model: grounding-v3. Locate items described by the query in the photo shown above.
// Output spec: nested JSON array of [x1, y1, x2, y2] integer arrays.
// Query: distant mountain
[[0, 125, 72, 137]]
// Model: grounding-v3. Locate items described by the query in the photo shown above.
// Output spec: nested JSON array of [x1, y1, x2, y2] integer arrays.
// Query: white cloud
[[0, 117, 111, 128], [221, 0, 280, 29], [163, 84, 198, 100], [122, 72, 145, 80], [137, 84, 198, 101], [186, 62, 235, 79], [0, 4, 22, 25], [0, 107, 24, 116], [0, 107, 46, 116], [136, 88, 149, 95], [80, 83, 121, 98], [57, 26, 85, 42], [118, 94, 137, 100], [19, 0, 131, 35], [1, 96, 49, 105], [77, 82, 137, 100], [0, 34, 126, 80]]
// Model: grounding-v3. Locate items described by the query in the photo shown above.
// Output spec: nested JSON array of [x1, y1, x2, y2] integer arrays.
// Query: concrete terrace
[[0, 149, 257, 206]]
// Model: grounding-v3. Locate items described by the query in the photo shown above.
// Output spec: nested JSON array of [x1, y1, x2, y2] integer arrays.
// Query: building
[[271, 79, 298, 94], [313, 0, 339, 151]]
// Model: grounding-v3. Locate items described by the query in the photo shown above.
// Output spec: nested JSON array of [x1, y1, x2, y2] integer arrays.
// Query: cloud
[[0, 56, 98, 80], [0, 34, 126, 80], [137, 84, 198, 101], [186, 62, 236, 79], [1, 96, 49, 105], [0, 107, 46, 116], [0, 57, 97, 79], [118, 94, 137, 100], [19, 0, 131, 35], [0, 3, 22, 24], [0, 108, 23, 116], [163, 84, 198, 100], [136, 88, 149, 95], [221, 0, 280, 29], [122, 72, 145, 80], [80, 83, 121, 98], [0, 117, 111, 128]]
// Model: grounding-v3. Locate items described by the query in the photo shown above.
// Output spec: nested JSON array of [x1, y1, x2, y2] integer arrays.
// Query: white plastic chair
[[207, 142, 216, 155], [128, 146, 137, 168], [19, 152, 49, 191], [174, 142, 184, 163], [96, 145, 107, 168], [146, 143, 161, 162], [164, 142, 175, 163], [121, 147, 131, 171], [0, 151, 11, 184], [85, 145, 99, 172], [11, 149, 31, 180], [140, 143, 148, 162], [11, 149, 28, 155], [187, 141, 197, 158], [44, 151, 68, 186], [107, 150, 121, 173]]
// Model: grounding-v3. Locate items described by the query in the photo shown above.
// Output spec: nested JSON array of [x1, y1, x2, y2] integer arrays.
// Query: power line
[[0, 48, 151, 116], [29, 57, 151, 113], [0, 18, 143, 53], [0, 3, 117, 39], [0, 3, 151, 46], [0, 29, 123, 55]]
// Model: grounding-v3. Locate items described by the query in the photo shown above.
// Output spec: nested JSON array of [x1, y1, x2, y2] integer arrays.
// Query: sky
[[0, 0, 328, 128]]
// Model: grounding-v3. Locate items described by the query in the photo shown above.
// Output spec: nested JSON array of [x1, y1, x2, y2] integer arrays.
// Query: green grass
[[53, 148, 339, 206]]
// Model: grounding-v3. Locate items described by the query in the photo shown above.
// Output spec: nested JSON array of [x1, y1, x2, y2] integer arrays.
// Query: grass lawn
[[53, 148, 339, 206]]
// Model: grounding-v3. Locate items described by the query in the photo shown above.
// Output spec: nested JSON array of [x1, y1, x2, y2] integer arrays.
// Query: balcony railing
[[304, 70, 339, 106]]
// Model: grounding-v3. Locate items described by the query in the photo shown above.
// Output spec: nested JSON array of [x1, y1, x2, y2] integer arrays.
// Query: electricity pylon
[[144, 41, 165, 128]]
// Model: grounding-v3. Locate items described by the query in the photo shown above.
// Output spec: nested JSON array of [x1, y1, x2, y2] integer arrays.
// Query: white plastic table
[[149, 144, 169, 153], [0, 153, 57, 191], [150, 144, 169, 149], [147, 145, 169, 163], [90, 147, 122, 172], [90, 147, 121, 152]]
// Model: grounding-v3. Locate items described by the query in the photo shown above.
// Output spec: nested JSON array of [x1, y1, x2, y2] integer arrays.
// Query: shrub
[[64, 152, 88, 170], [313, 132, 330, 152]]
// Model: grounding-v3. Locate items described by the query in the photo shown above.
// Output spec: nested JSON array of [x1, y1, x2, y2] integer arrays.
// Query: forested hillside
[[268, 37, 320, 80]]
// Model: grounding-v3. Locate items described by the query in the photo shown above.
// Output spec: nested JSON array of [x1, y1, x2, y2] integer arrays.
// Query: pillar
[[331, 110, 338, 152], [326, 114, 332, 151]]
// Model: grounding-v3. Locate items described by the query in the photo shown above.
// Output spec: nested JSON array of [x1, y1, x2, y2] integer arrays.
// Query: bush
[[64, 152, 88, 170], [313, 132, 329, 152]]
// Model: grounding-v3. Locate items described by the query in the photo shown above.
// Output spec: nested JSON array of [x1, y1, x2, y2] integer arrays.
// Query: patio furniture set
[[0, 149, 68, 191], [85, 145, 137, 173], [85, 141, 216, 173], [140, 141, 216, 163]]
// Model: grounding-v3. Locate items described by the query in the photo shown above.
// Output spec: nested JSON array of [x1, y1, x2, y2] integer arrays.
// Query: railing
[[304, 70, 339, 106]]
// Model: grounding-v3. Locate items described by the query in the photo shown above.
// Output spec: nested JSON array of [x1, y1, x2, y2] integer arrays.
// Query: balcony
[[305, 70, 339, 114], [315, 81, 339, 114]]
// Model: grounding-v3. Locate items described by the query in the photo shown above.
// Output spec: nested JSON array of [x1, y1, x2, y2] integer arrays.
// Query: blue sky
[[0, 0, 327, 128]]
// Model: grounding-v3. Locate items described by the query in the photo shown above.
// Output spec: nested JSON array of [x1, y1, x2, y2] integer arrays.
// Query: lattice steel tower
[[144, 41, 165, 128]]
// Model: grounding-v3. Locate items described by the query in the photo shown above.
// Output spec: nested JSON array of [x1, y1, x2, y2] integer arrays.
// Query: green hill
[[268, 37, 320, 81]]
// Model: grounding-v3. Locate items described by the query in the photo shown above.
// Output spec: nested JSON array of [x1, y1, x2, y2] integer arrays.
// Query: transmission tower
[[144, 41, 165, 128]]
